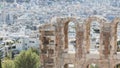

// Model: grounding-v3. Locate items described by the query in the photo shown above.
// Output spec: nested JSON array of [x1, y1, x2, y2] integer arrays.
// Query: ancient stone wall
[[39, 16, 120, 68]]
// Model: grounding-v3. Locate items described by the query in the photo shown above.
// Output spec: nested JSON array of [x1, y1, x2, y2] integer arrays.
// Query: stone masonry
[[39, 16, 120, 68]]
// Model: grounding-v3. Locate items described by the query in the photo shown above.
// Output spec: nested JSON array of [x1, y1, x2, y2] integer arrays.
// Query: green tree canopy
[[2, 59, 15, 68], [14, 49, 40, 68]]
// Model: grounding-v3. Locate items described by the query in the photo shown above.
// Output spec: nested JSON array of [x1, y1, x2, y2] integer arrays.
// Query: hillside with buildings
[[0, 0, 120, 68]]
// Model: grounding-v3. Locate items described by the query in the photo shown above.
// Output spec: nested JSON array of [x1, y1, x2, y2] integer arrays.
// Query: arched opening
[[90, 21, 100, 54], [64, 64, 74, 68], [114, 64, 120, 68], [117, 22, 120, 53], [68, 22, 76, 53], [87, 63, 99, 68]]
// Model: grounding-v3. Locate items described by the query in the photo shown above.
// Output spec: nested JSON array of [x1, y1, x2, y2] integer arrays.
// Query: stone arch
[[111, 18, 120, 53], [85, 16, 107, 54], [89, 21, 100, 54], [68, 21, 76, 53], [63, 18, 80, 50]]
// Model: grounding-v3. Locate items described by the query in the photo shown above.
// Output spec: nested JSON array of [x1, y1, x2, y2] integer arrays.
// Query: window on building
[[29, 41, 35, 43]]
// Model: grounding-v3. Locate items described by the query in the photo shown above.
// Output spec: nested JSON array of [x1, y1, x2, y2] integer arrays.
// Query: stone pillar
[[76, 23, 84, 59], [64, 22, 68, 49], [99, 24, 104, 59], [110, 24, 115, 57], [85, 22, 90, 53], [54, 19, 64, 68], [102, 24, 111, 59], [103, 31, 110, 58], [113, 23, 117, 54]]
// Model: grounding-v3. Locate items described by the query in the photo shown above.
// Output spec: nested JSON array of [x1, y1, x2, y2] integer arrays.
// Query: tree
[[30, 47, 40, 55], [0, 48, 3, 68], [2, 59, 15, 68], [0, 59, 2, 68], [14, 49, 40, 68]]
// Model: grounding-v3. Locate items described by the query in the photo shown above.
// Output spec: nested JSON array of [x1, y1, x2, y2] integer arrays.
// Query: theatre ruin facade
[[39, 16, 120, 68]]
